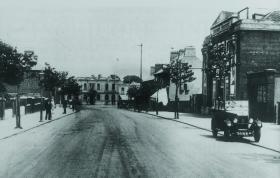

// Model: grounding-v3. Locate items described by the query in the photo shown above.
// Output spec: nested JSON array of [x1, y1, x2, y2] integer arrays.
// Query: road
[[0, 105, 279, 178]]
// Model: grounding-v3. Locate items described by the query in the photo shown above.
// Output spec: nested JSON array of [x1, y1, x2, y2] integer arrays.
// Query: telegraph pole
[[138, 43, 143, 80]]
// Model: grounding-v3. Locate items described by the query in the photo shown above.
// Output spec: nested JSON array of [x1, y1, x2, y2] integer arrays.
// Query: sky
[[0, 0, 279, 80]]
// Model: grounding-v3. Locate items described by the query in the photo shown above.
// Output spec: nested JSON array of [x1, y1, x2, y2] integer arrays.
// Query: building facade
[[247, 69, 280, 123], [201, 9, 280, 111], [77, 74, 122, 104], [168, 46, 202, 102]]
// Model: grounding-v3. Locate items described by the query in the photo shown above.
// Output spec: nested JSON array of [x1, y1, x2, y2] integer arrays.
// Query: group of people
[[44, 97, 81, 120]]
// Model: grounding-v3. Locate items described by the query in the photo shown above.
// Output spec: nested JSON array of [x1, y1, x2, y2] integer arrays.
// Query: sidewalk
[[0, 106, 74, 140], [148, 111, 280, 153]]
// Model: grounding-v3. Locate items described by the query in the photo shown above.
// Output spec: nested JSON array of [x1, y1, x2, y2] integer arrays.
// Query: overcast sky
[[0, 0, 279, 80]]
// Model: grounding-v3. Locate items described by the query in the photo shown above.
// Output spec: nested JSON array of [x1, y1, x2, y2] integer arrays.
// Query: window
[[184, 84, 189, 95], [121, 87, 124, 95], [112, 84, 115, 91], [84, 83, 87, 91], [257, 85, 267, 103], [105, 83, 109, 91], [97, 83, 100, 90], [97, 94, 100, 100]]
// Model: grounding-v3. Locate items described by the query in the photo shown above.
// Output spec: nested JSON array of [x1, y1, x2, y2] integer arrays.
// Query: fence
[[0, 97, 44, 120]]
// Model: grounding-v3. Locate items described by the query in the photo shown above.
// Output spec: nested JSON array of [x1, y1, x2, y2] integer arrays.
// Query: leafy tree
[[61, 76, 81, 97], [168, 59, 195, 119], [123, 75, 142, 84], [40, 63, 68, 96], [127, 85, 139, 100], [206, 42, 236, 107], [0, 41, 37, 91]]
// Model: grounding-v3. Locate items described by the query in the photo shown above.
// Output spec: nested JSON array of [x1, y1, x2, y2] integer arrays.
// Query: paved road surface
[[0, 105, 279, 178]]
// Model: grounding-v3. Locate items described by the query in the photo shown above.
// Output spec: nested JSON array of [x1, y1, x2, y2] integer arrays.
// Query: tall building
[[201, 8, 280, 111], [77, 74, 121, 104]]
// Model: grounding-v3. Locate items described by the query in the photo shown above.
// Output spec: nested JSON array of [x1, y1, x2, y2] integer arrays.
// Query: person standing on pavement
[[45, 99, 52, 120], [62, 99, 67, 114]]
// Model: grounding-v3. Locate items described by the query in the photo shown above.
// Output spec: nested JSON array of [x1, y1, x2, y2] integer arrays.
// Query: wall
[[238, 31, 280, 99]]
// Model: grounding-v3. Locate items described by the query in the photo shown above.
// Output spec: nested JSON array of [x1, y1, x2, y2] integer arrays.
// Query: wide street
[[0, 105, 279, 178]]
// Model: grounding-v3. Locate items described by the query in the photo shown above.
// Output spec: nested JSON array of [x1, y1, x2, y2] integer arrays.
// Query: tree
[[88, 88, 97, 105], [123, 75, 142, 84], [168, 58, 195, 119], [0, 40, 37, 127], [61, 76, 81, 97], [0, 41, 37, 90], [206, 41, 237, 108], [40, 63, 68, 97]]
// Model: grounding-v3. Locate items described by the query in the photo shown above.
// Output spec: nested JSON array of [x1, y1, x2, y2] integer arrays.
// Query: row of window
[[83, 83, 116, 91], [83, 94, 116, 101]]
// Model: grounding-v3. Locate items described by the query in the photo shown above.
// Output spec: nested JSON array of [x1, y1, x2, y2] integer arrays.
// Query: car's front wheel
[[254, 128, 261, 142], [211, 119, 218, 137], [224, 129, 231, 138]]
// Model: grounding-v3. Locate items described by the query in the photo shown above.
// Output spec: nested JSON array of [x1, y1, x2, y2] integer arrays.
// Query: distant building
[[4, 70, 42, 97], [77, 74, 121, 104], [201, 8, 280, 112], [168, 46, 202, 103]]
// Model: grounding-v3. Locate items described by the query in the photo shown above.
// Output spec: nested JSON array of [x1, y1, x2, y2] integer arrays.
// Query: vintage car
[[211, 100, 262, 142]]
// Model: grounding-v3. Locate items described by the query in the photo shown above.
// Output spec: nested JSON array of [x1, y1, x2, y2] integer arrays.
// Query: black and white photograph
[[0, 0, 280, 177]]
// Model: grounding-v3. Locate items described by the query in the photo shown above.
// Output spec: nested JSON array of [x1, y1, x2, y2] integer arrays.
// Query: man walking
[[62, 99, 67, 114], [45, 99, 52, 120]]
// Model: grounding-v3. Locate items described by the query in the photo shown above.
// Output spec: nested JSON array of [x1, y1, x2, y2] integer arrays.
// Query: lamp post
[[138, 43, 143, 80], [39, 72, 44, 122], [15, 85, 22, 129]]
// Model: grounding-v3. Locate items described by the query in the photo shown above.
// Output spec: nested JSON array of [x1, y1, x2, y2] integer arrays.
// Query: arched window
[[97, 94, 100, 100], [105, 94, 109, 100]]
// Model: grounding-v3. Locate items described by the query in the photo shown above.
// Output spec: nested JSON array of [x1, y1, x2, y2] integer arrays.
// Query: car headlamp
[[226, 121, 232, 127], [249, 118, 254, 124], [257, 120, 262, 127], [233, 118, 238, 124]]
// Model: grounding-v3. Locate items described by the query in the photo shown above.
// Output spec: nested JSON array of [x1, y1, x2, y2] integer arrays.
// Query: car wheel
[[211, 119, 218, 137], [224, 129, 230, 138], [254, 128, 261, 142]]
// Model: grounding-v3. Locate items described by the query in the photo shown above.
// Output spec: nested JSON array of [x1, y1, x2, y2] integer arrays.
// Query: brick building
[[201, 8, 280, 112]]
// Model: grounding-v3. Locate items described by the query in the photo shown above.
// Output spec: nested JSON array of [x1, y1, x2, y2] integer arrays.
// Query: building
[[3, 70, 42, 97], [247, 69, 280, 124], [168, 46, 202, 111], [201, 8, 280, 112], [77, 74, 121, 104]]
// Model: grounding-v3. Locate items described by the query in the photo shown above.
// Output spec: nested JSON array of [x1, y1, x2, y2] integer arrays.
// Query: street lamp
[[39, 72, 44, 122], [15, 84, 22, 129]]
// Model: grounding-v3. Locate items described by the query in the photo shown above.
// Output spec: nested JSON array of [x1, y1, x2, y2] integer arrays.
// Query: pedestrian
[[71, 98, 76, 112], [45, 99, 52, 120], [51, 97, 56, 109], [62, 99, 67, 114]]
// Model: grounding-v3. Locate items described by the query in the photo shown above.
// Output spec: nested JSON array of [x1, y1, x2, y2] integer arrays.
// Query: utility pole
[[138, 43, 143, 80]]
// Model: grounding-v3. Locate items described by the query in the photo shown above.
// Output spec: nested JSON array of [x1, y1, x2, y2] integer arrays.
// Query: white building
[[168, 46, 202, 102], [77, 74, 122, 104]]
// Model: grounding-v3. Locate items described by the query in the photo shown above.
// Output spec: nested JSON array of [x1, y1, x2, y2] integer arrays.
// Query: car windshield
[[225, 100, 248, 115]]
